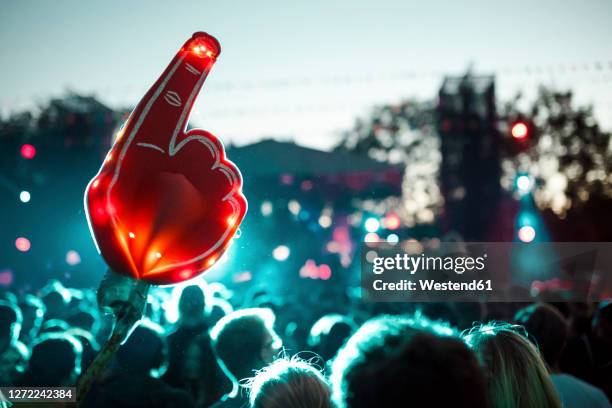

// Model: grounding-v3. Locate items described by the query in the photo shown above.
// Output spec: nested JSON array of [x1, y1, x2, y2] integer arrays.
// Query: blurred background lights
[[19, 190, 31, 203], [516, 174, 532, 193], [66, 250, 81, 266], [260, 201, 273, 216], [364, 232, 379, 243], [518, 226, 536, 243], [20, 143, 36, 159], [272, 245, 290, 261], [511, 122, 529, 139], [364, 217, 380, 232], [365, 250, 378, 262], [15, 237, 31, 252], [383, 213, 401, 230], [288, 200, 301, 216], [318, 214, 332, 228], [386, 233, 399, 244]]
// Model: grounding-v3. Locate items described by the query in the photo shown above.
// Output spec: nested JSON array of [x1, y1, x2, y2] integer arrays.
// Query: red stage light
[[20, 144, 36, 159]]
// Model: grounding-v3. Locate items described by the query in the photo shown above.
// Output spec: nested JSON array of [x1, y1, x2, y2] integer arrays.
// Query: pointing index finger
[[118, 32, 221, 154]]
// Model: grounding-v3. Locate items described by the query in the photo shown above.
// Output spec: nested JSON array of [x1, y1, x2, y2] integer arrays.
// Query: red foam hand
[[85, 32, 247, 285]]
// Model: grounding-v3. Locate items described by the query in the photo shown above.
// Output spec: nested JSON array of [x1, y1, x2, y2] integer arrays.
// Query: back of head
[[0, 300, 22, 350], [178, 284, 206, 319], [211, 308, 279, 384], [23, 332, 82, 386], [463, 323, 562, 408], [307, 314, 355, 362], [249, 358, 331, 408], [514, 303, 568, 368], [117, 320, 166, 376], [330, 314, 488, 408]]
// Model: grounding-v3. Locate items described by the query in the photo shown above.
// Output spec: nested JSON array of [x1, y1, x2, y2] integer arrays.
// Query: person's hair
[[514, 304, 568, 368], [117, 319, 167, 377], [178, 284, 207, 317], [0, 300, 22, 347], [463, 323, 562, 408], [210, 308, 278, 384], [22, 332, 82, 386], [248, 358, 332, 408], [307, 314, 356, 362], [330, 314, 488, 408]]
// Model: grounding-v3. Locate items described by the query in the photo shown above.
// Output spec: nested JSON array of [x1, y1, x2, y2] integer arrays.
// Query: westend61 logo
[[372, 253, 487, 275], [360, 242, 612, 302]]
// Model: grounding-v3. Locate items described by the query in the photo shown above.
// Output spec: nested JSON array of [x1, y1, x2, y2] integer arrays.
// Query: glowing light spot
[[92, 179, 100, 189], [387, 233, 399, 244], [104, 152, 113, 163], [155, 252, 162, 259], [19, 191, 31, 203], [383, 213, 401, 230], [207, 257, 217, 267], [365, 250, 378, 262], [518, 226, 536, 243], [319, 265, 332, 280], [516, 174, 532, 193], [511, 122, 528, 139], [66, 250, 81, 266], [179, 269, 192, 280], [20, 144, 36, 159], [261, 201, 273, 216], [365, 217, 380, 232], [115, 128, 125, 142], [227, 216, 236, 226], [301, 180, 313, 191], [233, 271, 252, 283], [128, 232, 135, 239], [364, 232, 380, 243], [319, 215, 332, 228], [288, 200, 301, 216], [15, 237, 31, 252], [272, 245, 290, 261]]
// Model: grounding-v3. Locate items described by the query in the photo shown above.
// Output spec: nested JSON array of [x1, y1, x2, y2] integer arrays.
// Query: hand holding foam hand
[[78, 33, 247, 402]]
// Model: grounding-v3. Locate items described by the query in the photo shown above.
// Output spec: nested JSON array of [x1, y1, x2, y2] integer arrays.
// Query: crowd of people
[[1, 278, 611, 408]]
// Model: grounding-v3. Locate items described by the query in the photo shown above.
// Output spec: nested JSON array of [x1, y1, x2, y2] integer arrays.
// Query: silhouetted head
[[515, 303, 568, 369], [178, 284, 207, 321], [463, 323, 561, 408], [0, 300, 22, 351], [249, 358, 332, 408], [211, 308, 281, 387], [307, 314, 356, 362], [18, 295, 45, 343], [330, 314, 487, 408], [116, 319, 167, 377], [22, 332, 82, 386]]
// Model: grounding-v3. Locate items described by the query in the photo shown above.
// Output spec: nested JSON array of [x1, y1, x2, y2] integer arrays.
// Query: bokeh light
[[516, 174, 532, 193], [383, 213, 401, 230], [20, 144, 36, 159], [66, 250, 81, 266], [15, 237, 31, 252], [19, 190, 31, 203], [272, 245, 290, 261], [511, 122, 528, 140], [518, 226, 536, 243], [364, 217, 380, 233]]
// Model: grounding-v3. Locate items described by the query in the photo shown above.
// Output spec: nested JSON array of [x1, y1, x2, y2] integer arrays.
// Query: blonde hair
[[248, 357, 331, 408], [463, 323, 562, 408]]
